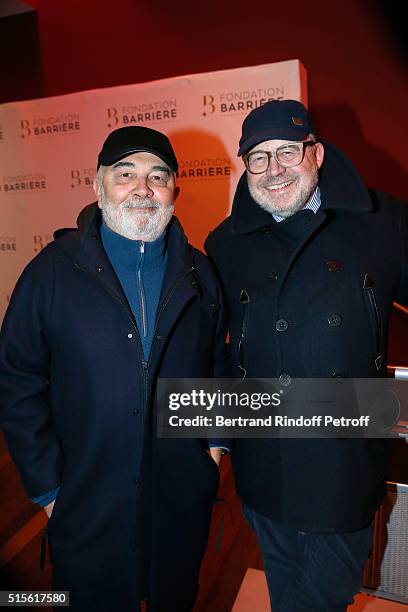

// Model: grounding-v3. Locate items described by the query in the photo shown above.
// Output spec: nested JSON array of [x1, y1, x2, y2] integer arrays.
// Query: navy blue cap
[[97, 126, 178, 172], [238, 100, 315, 156]]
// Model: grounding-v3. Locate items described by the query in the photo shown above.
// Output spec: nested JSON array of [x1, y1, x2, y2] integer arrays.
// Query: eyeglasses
[[244, 141, 318, 174]]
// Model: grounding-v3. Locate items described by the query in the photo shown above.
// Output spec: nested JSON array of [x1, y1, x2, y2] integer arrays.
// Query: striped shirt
[[273, 186, 321, 222]]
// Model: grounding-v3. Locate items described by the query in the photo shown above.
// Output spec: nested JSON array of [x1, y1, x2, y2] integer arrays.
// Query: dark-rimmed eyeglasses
[[244, 141, 318, 174]]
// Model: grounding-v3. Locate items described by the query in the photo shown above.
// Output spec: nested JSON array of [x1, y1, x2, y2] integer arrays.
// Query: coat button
[[96, 266, 103, 273], [327, 260, 341, 272], [127, 333, 133, 338], [332, 371, 346, 378], [276, 318, 289, 332], [279, 373, 291, 386], [133, 408, 140, 415], [156, 334, 163, 341], [267, 271, 278, 281], [328, 313, 342, 327]]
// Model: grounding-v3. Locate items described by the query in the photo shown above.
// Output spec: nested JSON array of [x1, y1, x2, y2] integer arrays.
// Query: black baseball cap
[[97, 126, 178, 172], [238, 100, 316, 157]]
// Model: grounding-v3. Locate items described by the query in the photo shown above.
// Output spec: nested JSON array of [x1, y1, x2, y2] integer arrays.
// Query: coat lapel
[[57, 204, 136, 323], [277, 210, 327, 287], [148, 218, 200, 370], [56, 206, 202, 370]]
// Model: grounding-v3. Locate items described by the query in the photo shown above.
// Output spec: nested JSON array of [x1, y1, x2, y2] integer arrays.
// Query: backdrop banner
[[0, 60, 307, 321]]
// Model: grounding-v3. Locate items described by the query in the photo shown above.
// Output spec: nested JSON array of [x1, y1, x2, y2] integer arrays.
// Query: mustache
[[121, 197, 161, 209]]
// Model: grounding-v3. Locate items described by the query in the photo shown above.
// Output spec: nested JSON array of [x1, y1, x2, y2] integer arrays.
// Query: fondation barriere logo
[[0, 173, 47, 193], [70, 168, 96, 189], [177, 157, 231, 180], [33, 234, 53, 253], [20, 114, 81, 138], [202, 87, 285, 116], [107, 99, 178, 128], [0, 236, 17, 253]]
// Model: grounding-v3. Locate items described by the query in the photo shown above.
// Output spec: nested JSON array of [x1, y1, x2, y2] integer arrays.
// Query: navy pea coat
[[205, 142, 408, 532], [0, 204, 226, 611]]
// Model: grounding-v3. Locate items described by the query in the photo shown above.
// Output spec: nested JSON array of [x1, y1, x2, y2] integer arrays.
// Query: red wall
[[32, 0, 408, 200], [0, 11, 43, 103]]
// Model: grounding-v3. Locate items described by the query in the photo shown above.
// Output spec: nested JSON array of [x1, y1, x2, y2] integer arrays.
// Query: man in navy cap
[[0, 126, 227, 611], [205, 100, 408, 610]]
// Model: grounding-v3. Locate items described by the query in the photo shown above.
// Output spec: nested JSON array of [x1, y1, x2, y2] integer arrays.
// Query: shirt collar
[[272, 186, 321, 222]]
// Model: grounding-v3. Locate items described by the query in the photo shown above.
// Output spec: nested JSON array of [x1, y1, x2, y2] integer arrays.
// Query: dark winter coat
[[0, 204, 227, 611], [205, 142, 408, 532]]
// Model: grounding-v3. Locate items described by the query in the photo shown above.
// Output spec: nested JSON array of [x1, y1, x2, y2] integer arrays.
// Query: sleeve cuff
[[208, 443, 230, 454], [31, 486, 60, 506]]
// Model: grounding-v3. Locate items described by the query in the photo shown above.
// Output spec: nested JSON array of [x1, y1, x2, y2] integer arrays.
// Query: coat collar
[[54, 202, 194, 272], [54, 204, 199, 369], [230, 141, 374, 235], [54, 202, 198, 322]]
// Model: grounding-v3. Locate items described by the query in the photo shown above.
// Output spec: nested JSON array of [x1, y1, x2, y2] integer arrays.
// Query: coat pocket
[[237, 289, 250, 379], [363, 273, 383, 371]]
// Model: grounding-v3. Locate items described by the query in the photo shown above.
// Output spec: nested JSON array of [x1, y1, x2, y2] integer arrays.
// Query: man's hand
[[209, 447, 223, 466], [44, 500, 55, 518]]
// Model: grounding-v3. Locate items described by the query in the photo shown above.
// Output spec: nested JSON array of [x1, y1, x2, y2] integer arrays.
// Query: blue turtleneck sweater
[[100, 221, 168, 359]]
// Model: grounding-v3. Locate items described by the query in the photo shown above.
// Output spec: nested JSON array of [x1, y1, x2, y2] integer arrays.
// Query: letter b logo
[[202, 95, 215, 117], [107, 108, 119, 128], [21, 120, 31, 139]]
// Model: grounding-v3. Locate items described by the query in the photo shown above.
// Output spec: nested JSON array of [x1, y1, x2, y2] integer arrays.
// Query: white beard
[[100, 189, 174, 241]]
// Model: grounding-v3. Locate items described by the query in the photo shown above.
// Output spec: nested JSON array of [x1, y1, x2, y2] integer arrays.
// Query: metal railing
[[387, 365, 408, 440]]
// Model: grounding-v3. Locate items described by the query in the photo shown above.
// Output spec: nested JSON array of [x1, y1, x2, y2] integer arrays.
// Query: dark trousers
[[243, 504, 373, 612]]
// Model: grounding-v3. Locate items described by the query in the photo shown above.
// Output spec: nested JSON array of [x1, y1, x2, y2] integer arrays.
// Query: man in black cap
[[205, 100, 408, 610], [0, 126, 227, 611]]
